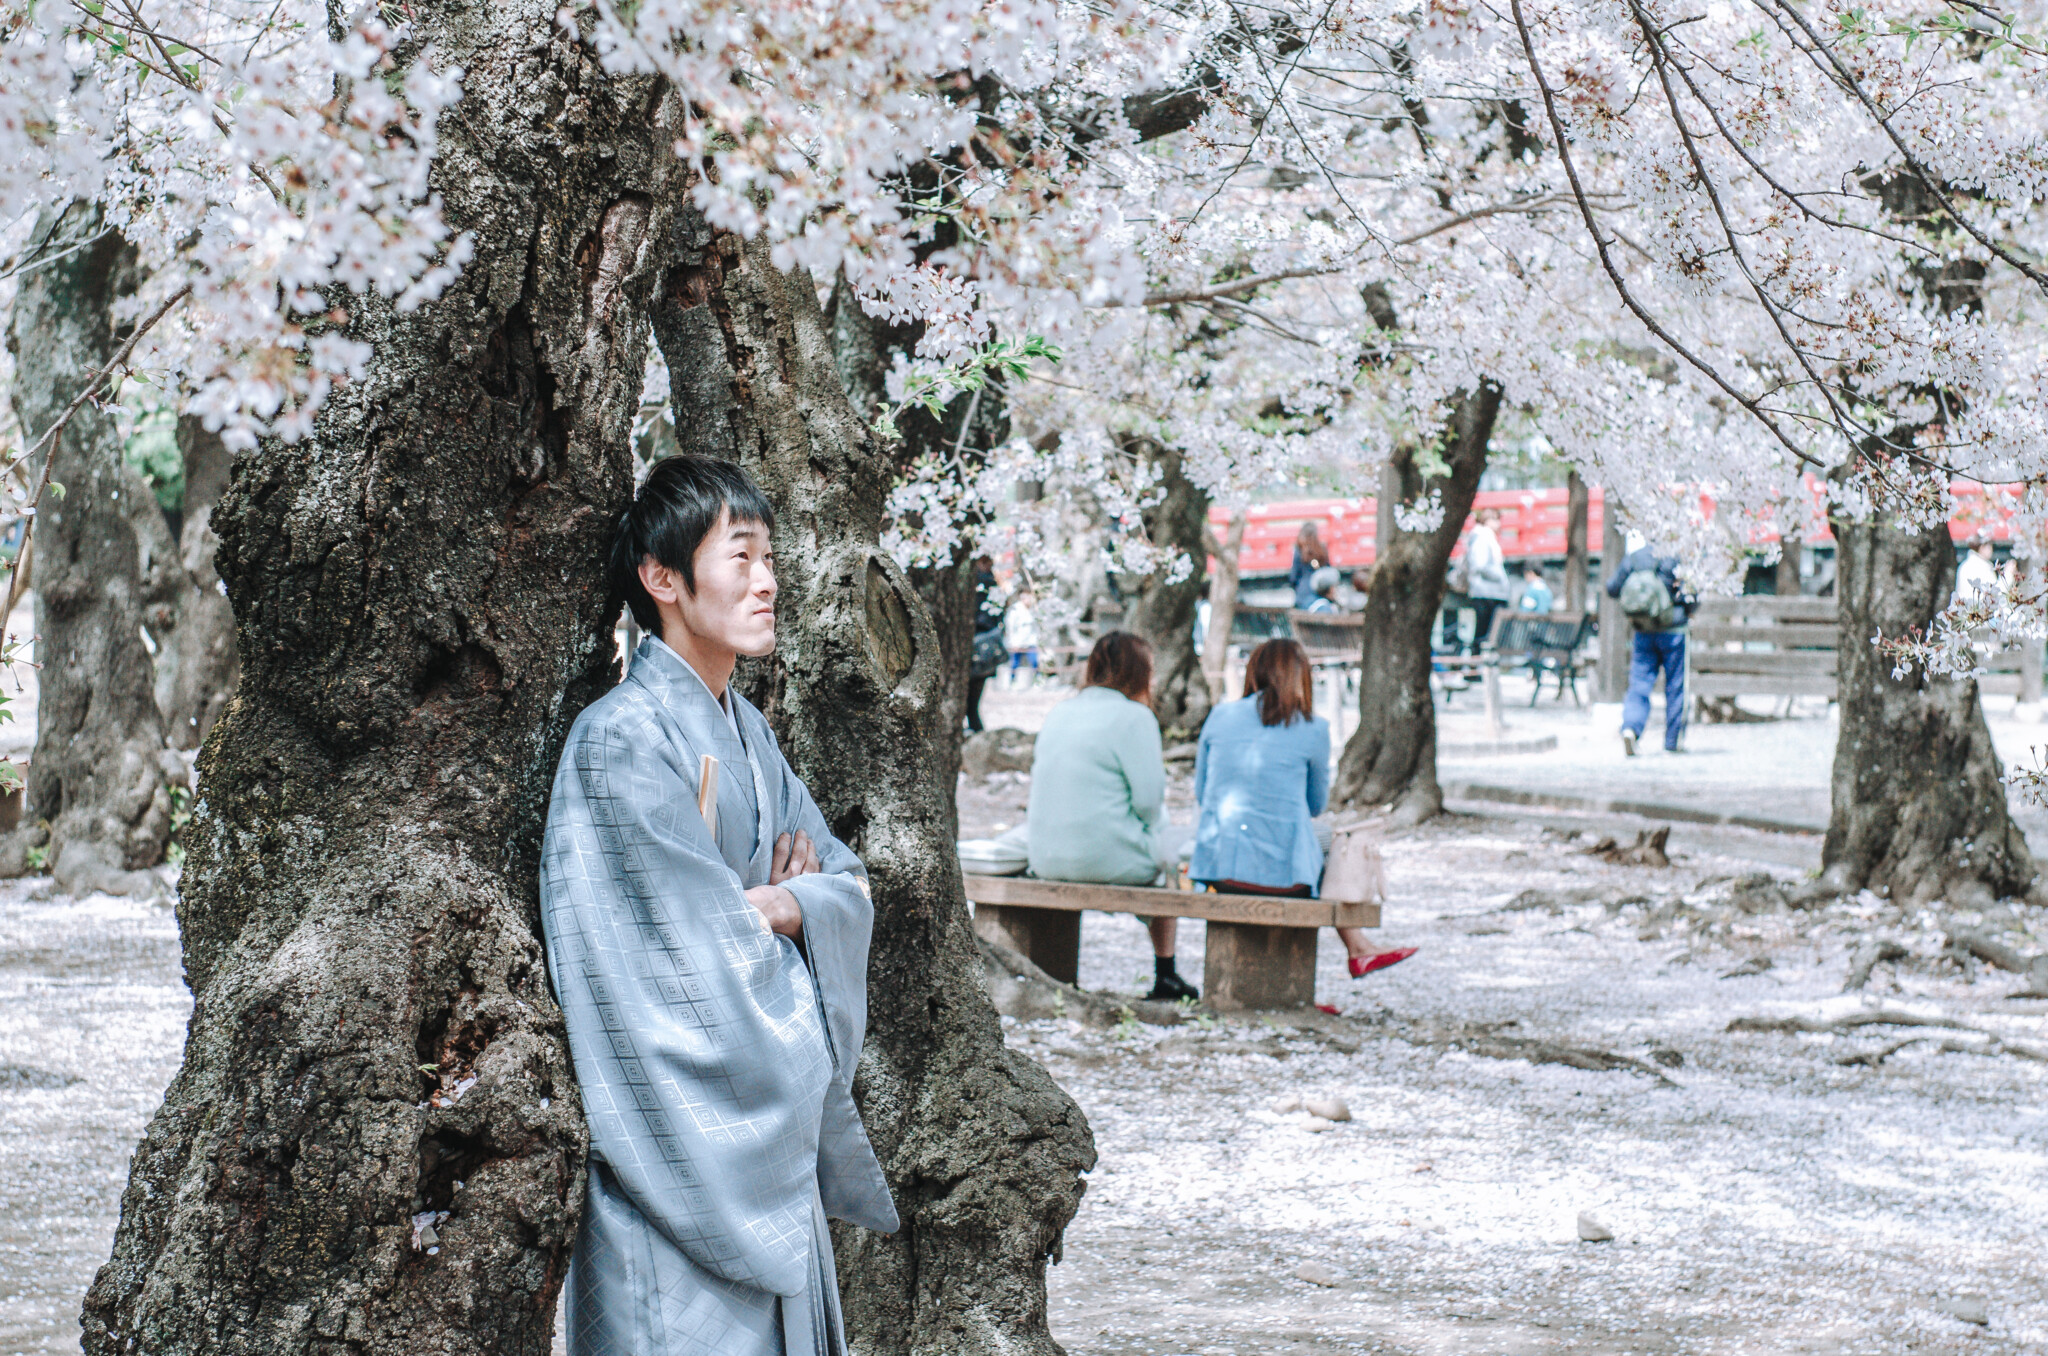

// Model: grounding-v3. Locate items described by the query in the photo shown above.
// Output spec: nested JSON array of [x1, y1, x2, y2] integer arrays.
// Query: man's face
[[677, 510, 777, 657]]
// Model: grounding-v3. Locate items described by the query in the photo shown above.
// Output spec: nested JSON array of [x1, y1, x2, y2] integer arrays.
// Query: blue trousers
[[1623, 630, 1687, 749]]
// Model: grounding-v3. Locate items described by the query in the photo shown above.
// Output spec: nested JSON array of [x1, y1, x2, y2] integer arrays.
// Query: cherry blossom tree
[[7, 0, 2048, 1347]]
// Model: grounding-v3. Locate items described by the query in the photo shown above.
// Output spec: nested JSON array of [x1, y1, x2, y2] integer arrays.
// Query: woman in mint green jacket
[[1026, 632, 1194, 1001]]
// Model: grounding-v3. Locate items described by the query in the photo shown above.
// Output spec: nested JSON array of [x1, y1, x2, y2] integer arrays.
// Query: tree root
[[1946, 927, 2048, 998], [1452, 1032, 1680, 1086], [1393, 1019, 1678, 1086], [1843, 940, 1909, 992], [977, 935, 1193, 1028], [1582, 826, 1671, 867], [1732, 1007, 2048, 1064], [1727, 1008, 1978, 1035], [1835, 1034, 2048, 1067]]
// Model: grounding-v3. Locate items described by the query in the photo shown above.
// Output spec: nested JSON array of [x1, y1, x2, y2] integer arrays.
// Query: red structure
[[1214, 478, 2026, 578]]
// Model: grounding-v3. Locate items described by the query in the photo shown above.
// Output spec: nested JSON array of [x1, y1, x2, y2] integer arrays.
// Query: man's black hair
[[609, 456, 775, 633]]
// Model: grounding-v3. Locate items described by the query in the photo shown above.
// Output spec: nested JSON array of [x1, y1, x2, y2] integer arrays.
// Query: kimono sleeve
[[765, 737, 901, 1234]]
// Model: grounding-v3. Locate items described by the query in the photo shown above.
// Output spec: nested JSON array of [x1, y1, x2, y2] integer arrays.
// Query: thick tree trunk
[[825, 281, 1009, 756], [1201, 509, 1246, 703], [5, 204, 181, 895], [1564, 470, 1588, 614], [650, 216, 1095, 1354], [1823, 503, 2034, 907], [82, 15, 687, 1352], [1120, 440, 1212, 739], [151, 419, 239, 750], [1332, 386, 1499, 823]]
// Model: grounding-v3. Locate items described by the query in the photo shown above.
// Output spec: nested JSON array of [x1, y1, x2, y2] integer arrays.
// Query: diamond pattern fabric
[[542, 638, 897, 1355]]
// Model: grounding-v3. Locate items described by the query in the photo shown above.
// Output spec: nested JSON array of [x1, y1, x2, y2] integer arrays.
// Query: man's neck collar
[[655, 622, 736, 699], [648, 635, 731, 711]]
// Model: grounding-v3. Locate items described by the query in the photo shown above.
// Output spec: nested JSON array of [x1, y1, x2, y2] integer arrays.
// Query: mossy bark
[[1824, 506, 2034, 906], [6, 204, 181, 895]]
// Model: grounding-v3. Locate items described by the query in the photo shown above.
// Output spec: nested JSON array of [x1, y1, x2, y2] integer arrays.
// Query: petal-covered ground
[[1028, 815, 2048, 1355], [3, 805, 2044, 1355]]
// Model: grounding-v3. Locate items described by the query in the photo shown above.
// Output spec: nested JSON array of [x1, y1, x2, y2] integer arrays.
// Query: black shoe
[[1146, 972, 1199, 1003]]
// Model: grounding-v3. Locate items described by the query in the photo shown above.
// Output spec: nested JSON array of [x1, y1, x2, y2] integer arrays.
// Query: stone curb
[[1442, 781, 1824, 836]]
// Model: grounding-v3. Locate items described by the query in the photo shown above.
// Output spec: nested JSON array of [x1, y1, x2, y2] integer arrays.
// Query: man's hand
[[769, 830, 820, 885], [745, 884, 804, 938]]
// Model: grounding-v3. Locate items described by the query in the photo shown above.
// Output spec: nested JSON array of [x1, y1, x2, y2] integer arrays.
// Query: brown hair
[[1243, 638, 1315, 726], [1083, 631, 1154, 704]]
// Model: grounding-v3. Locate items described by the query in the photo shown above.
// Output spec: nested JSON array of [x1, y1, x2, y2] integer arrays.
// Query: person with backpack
[[1604, 530, 1694, 755]]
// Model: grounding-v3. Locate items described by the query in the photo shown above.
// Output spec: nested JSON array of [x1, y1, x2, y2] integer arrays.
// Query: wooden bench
[[1689, 595, 2040, 700], [1288, 609, 1363, 660], [1688, 596, 1838, 699], [964, 875, 1379, 1011]]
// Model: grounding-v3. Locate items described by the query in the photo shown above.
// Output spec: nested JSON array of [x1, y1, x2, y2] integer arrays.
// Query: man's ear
[[639, 556, 682, 605]]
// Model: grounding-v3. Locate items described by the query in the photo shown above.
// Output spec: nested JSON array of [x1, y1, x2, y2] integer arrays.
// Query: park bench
[[1688, 596, 1838, 699], [1487, 611, 1596, 705], [964, 874, 1379, 1011], [1681, 595, 2034, 703], [1288, 609, 1364, 661]]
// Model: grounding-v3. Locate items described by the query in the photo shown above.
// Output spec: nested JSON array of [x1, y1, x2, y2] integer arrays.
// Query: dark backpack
[[1618, 568, 1679, 630]]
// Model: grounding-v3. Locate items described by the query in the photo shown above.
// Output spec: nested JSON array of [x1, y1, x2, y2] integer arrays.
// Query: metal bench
[[1489, 611, 1595, 705], [964, 875, 1379, 1011]]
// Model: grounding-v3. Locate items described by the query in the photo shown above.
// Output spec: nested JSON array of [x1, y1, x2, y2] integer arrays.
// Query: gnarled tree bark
[[82, 12, 687, 1351], [1332, 385, 1500, 824], [827, 281, 1010, 755], [1818, 181, 2034, 908], [151, 419, 239, 750], [1119, 438, 1213, 739], [650, 214, 1096, 1355], [5, 204, 182, 895]]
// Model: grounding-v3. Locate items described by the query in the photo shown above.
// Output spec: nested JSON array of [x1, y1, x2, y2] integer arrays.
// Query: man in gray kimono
[[540, 455, 898, 1356]]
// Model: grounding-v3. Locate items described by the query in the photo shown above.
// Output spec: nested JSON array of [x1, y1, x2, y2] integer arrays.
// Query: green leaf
[[46, 481, 64, 501]]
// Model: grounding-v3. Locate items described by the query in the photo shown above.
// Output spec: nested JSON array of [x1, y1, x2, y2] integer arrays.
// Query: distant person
[[1004, 589, 1041, 687], [967, 554, 1003, 733], [1291, 522, 1330, 610], [1349, 566, 1375, 607], [1956, 533, 1998, 603], [1518, 565, 1554, 613], [1605, 530, 1695, 756], [1191, 639, 1412, 979], [1303, 566, 1342, 613], [1464, 507, 1511, 650], [1026, 633, 1195, 1002]]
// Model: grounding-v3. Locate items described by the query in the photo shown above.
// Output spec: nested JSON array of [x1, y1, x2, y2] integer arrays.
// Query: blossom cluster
[[1, 1, 467, 452]]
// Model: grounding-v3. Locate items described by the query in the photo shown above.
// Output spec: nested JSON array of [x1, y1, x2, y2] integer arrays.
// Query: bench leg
[[1203, 923, 1318, 1011], [973, 904, 1081, 986]]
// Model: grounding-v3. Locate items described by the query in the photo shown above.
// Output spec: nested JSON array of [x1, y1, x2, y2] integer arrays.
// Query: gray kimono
[[540, 637, 898, 1356]]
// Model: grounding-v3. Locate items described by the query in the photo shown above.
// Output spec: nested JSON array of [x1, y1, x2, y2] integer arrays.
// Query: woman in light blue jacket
[[1191, 639, 1413, 979], [1027, 632, 1197, 1002]]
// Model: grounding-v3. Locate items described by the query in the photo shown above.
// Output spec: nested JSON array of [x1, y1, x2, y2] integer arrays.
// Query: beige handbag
[[1321, 819, 1387, 904]]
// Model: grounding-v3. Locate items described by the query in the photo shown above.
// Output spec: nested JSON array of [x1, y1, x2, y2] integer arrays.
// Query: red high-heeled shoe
[[1348, 948, 1416, 978]]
